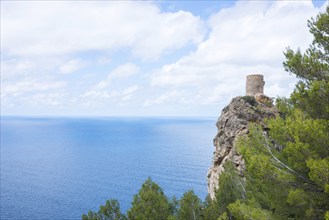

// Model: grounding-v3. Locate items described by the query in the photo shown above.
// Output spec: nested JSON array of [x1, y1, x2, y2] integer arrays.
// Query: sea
[[0, 116, 216, 220]]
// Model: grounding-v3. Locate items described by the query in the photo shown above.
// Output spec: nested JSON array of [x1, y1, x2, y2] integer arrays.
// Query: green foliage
[[177, 190, 203, 220], [236, 118, 329, 219], [307, 158, 329, 192], [99, 200, 127, 220], [127, 177, 172, 220], [215, 162, 245, 216], [236, 125, 294, 217], [256, 8, 329, 218], [275, 97, 294, 118], [241, 96, 257, 106], [286, 188, 310, 217], [274, 23, 329, 208], [268, 109, 329, 173], [283, 6, 329, 119], [227, 200, 273, 220], [234, 112, 329, 218], [202, 195, 221, 220], [82, 178, 206, 220], [263, 98, 274, 108], [82, 199, 126, 220], [82, 211, 99, 220], [217, 212, 228, 220], [290, 80, 329, 119], [168, 196, 179, 219], [202, 162, 245, 220]]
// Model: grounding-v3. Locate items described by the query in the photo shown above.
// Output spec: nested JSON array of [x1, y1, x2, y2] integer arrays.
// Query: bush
[[242, 96, 257, 106]]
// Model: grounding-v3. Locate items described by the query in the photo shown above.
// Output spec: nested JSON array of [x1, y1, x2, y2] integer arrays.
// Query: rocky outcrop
[[207, 96, 278, 199]]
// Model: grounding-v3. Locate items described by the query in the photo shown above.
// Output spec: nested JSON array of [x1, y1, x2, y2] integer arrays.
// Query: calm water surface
[[1, 117, 215, 219]]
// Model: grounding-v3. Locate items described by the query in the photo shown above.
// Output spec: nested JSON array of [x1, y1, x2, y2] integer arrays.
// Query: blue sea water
[[0, 116, 216, 220]]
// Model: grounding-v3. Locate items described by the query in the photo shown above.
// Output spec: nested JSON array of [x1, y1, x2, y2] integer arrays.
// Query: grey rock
[[207, 96, 278, 199]]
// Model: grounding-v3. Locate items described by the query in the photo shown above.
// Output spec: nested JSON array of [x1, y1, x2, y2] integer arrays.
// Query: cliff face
[[207, 96, 278, 199]]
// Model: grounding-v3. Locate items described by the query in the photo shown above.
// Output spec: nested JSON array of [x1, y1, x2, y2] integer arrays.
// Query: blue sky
[[1, 0, 328, 117]]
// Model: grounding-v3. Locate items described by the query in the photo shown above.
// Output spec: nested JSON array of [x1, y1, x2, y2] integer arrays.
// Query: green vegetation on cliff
[[82, 7, 329, 220], [223, 6, 329, 219]]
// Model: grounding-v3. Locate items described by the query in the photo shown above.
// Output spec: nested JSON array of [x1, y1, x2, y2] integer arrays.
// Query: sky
[[1, 0, 328, 117]]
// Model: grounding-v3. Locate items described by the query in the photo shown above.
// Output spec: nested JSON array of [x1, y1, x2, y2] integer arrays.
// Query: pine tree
[[177, 190, 203, 220], [82, 199, 126, 220], [127, 177, 172, 220], [283, 6, 329, 119]]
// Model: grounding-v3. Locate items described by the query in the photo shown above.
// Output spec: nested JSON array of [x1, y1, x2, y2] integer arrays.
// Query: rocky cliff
[[207, 95, 278, 199]]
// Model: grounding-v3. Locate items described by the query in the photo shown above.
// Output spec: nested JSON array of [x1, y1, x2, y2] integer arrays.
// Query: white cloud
[[29, 93, 64, 106], [151, 1, 321, 101], [79, 90, 119, 108], [1, 79, 67, 109], [122, 85, 139, 95], [267, 82, 296, 98], [3, 80, 67, 97], [1, 1, 205, 60], [95, 63, 140, 89], [121, 85, 140, 101], [59, 59, 85, 74], [81, 85, 140, 103], [143, 90, 188, 107], [96, 57, 112, 65], [202, 83, 242, 105], [1, 59, 35, 78], [1, 0, 327, 116], [81, 90, 118, 99], [109, 63, 140, 79]]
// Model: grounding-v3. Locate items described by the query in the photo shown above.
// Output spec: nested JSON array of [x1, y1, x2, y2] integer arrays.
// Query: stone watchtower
[[246, 74, 265, 96]]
